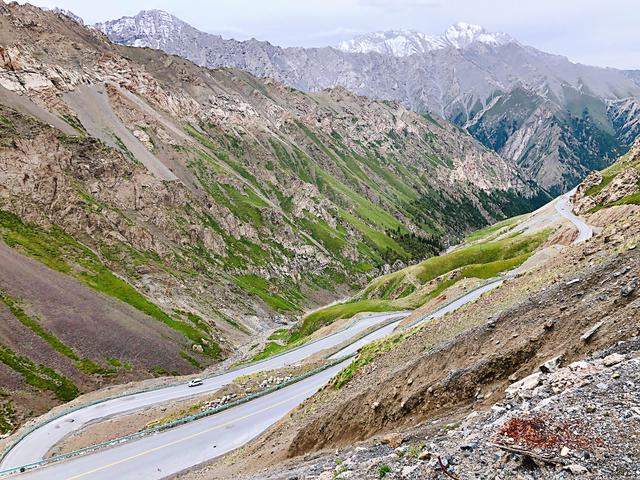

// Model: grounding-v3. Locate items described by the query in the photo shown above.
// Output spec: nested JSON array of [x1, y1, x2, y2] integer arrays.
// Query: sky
[[23, 0, 640, 69]]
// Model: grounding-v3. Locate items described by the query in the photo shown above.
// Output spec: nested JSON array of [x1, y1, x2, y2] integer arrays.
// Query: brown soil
[[0, 240, 200, 431]]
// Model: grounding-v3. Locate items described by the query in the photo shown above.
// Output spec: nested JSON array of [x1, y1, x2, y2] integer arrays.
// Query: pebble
[[276, 340, 640, 480], [418, 450, 432, 460], [565, 464, 588, 474], [401, 465, 419, 477]]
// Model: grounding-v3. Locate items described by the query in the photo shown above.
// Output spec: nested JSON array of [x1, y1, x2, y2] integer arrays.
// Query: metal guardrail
[[0, 310, 402, 468], [0, 353, 355, 477]]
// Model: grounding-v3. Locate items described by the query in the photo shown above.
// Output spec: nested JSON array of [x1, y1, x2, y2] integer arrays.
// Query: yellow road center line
[[63, 385, 319, 480]]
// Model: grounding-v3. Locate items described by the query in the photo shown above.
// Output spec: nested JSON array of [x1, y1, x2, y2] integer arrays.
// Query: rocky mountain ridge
[[95, 9, 640, 194]]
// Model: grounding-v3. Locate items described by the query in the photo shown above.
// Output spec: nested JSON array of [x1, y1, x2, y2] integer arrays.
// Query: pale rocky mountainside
[[0, 2, 545, 431], [96, 10, 640, 194]]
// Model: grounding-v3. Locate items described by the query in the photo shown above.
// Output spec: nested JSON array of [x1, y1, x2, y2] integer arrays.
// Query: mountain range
[[0, 3, 638, 475], [96, 10, 640, 195], [0, 1, 544, 426]]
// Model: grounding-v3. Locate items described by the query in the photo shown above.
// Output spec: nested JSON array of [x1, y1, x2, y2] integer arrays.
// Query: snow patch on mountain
[[337, 30, 446, 57], [337, 22, 514, 56], [47, 7, 85, 25], [443, 22, 512, 49]]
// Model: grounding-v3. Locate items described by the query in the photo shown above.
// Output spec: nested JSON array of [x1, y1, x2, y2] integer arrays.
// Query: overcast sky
[[23, 0, 640, 69]]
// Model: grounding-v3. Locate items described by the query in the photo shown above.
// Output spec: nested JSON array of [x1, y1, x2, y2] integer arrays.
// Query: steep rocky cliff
[[573, 137, 640, 214]]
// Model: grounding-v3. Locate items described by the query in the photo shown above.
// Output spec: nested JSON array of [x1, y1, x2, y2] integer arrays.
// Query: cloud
[[358, 0, 440, 7], [21, 0, 640, 69], [304, 27, 366, 40]]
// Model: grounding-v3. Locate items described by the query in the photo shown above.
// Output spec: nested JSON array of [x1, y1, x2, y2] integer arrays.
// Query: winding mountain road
[[555, 188, 593, 243], [2, 279, 503, 480], [1, 191, 593, 479], [1, 311, 407, 470]]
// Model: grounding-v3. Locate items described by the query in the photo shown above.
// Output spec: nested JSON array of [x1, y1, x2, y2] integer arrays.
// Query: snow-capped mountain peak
[[337, 30, 446, 57], [443, 22, 513, 49], [337, 23, 514, 57], [95, 10, 190, 49]]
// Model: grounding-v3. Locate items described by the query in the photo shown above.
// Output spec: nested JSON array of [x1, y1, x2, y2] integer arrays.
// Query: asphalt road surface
[[4, 277, 507, 480], [555, 188, 593, 243], [7, 361, 350, 480], [1, 311, 407, 470]]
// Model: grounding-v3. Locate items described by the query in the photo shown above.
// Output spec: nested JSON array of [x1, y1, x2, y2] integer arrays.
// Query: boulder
[[505, 371, 542, 397], [539, 355, 562, 373]]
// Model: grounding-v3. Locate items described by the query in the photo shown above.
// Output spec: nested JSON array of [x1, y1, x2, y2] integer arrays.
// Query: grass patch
[[332, 331, 406, 389], [247, 327, 308, 362], [585, 174, 615, 197], [0, 210, 219, 358], [180, 351, 202, 368], [76, 358, 116, 376], [339, 210, 406, 259], [464, 215, 522, 243], [0, 290, 79, 360], [60, 114, 86, 135], [235, 274, 299, 312], [0, 290, 117, 376], [411, 230, 548, 284], [0, 343, 78, 401], [268, 328, 291, 341], [305, 229, 550, 334], [299, 215, 346, 256], [298, 300, 398, 338], [106, 358, 122, 368], [612, 191, 640, 206], [249, 341, 290, 362], [112, 135, 138, 164], [0, 393, 15, 434], [378, 465, 392, 478]]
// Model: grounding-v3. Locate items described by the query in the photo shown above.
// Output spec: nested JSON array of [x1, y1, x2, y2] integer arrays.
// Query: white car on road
[[187, 378, 204, 387]]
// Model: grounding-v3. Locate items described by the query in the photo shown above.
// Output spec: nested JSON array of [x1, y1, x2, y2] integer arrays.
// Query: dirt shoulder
[[214, 344, 640, 480]]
